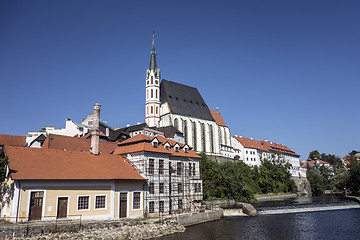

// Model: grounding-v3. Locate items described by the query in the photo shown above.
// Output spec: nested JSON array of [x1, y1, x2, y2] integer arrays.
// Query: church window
[[192, 121, 197, 151], [201, 123, 206, 152], [156, 89, 158, 98], [156, 106, 158, 114], [151, 89, 153, 98], [174, 118, 179, 130], [151, 76, 153, 84], [155, 80, 158, 84], [209, 124, 214, 153], [147, 81, 149, 85], [218, 128, 222, 145], [151, 106, 153, 114], [183, 120, 188, 143]]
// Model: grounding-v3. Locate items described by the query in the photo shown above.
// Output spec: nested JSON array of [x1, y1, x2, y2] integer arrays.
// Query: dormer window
[[183, 144, 189, 153], [152, 138, 159, 148], [174, 143, 180, 152]]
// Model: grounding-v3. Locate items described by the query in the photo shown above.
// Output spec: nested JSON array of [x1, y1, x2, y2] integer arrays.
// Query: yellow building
[[1, 146, 145, 222]]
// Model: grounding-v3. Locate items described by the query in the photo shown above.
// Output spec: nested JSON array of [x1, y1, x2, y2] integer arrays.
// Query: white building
[[232, 136, 303, 177], [144, 36, 233, 161], [113, 134, 203, 215]]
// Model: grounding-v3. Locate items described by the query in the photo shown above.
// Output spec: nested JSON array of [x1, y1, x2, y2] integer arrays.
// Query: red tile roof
[[210, 110, 227, 127], [0, 134, 26, 147], [232, 136, 300, 157], [5, 146, 144, 180], [114, 134, 200, 159], [42, 134, 117, 154]]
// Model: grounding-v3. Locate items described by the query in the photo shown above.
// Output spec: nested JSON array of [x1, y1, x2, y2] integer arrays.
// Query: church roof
[[210, 110, 227, 127], [160, 79, 215, 122]]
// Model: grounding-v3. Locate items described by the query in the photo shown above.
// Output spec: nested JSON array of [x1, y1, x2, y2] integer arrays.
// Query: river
[[159, 196, 360, 240]]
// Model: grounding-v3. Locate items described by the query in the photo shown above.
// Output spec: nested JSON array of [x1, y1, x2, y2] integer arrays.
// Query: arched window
[[151, 106, 153, 114], [151, 89, 153, 98], [209, 124, 214, 153], [151, 76, 153, 84], [174, 118, 179, 130], [192, 121, 197, 151], [201, 123, 206, 152], [224, 129, 228, 146], [218, 127, 222, 145], [183, 120, 188, 143], [156, 89, 158, 98], [156, 106, 158, 114]]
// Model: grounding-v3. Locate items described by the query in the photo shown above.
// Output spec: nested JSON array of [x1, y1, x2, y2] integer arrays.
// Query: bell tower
[[145, 34, 161, 127]]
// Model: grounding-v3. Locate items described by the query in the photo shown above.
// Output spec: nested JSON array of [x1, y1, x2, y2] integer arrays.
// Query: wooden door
[[119, 193, 127, 218], [57, 197, 68, 219], [29, 191, 44, 221]]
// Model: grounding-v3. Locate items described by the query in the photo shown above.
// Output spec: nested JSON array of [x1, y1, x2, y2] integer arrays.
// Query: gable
[[160, 80, 214, 121]]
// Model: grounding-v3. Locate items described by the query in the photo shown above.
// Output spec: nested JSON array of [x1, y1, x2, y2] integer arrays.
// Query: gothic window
[[201, 123, 206, 152], [218, 127, 222, 145], [209, 124, 214, 153], [183, 120, 188, 143], [156, 89, 158, 98], [151, 89, 153, 98], [156, 106, 158, 114], [151, 76, 153, 84], [174, 118, 179, 130], [151, 106, 153, 114], [192, 121, 197, 151]]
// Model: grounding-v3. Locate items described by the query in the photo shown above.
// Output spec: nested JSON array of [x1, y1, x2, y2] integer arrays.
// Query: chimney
[[90, 103, 101, 155]]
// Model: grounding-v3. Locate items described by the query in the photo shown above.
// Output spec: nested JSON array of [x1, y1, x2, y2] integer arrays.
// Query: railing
[[0, 215, 82, 238]]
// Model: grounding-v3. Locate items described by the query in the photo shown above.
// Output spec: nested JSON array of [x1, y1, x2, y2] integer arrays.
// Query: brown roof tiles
[[0, 134, 26, 147], [5, 146, 144, 181]]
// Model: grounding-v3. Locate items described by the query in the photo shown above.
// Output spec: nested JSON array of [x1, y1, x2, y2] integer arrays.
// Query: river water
[[159, 196, 360, 240]]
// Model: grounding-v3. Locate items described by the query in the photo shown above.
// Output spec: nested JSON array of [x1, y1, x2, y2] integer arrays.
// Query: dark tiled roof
[[151, 125, 183, 138], [108, 123, 148, 142], [160, 80, 215, 121]]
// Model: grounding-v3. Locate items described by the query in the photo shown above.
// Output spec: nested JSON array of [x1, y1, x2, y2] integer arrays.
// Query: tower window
[[156, 106, 158, 114], [151, 89, 153, 98], [156, 89, 158, 98], [151, 106, 153, 114], [151, 76, 153, 84]]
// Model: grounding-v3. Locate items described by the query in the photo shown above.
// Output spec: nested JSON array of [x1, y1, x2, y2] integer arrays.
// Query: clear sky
[[1, 0, 359, 160]]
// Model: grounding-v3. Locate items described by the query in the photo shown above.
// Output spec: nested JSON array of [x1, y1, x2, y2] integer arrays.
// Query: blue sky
[[1, 0, 359, 160]]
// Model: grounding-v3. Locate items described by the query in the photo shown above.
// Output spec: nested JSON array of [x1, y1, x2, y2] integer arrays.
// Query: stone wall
[[292, 177, 311, 196]]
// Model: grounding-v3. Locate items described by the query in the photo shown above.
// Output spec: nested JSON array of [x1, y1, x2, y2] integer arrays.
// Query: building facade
[[113, 134, 202, 216]]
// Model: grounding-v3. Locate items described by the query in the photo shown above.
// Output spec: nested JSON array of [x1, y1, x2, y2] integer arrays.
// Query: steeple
[[149, 33, 157, 71]]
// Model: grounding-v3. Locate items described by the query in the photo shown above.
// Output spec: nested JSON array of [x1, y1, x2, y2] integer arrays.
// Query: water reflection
[[159, 209, 360, 240]]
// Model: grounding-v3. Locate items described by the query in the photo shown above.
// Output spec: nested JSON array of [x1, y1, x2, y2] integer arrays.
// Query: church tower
[[145, 35, 161, 127]]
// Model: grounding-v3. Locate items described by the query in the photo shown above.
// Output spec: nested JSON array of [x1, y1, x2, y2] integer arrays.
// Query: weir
[[255, 200, 360, 215]]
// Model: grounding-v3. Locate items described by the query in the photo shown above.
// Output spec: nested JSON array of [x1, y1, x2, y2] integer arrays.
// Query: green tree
[[0, 156, 8, 182], [308, 150, 321, 160], [307, 168, 329, 196], [348, 161, 360, 196], [330, 168, 350, 192]]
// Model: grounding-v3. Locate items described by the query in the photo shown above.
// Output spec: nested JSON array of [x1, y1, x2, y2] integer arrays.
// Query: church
[[144, 36, 233, 161]]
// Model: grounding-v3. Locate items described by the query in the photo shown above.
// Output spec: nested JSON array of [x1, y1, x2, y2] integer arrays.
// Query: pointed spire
[[149, 32, 157, 71]]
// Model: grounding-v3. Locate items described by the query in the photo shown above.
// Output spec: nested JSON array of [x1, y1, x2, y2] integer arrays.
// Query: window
[[151, 89, 153, 98], [151, 106, 153, 114], [159, 159, 164, 174], [165, 145, 170, 150], [133, 192, 141, 209], [193, 163, 196, 176], [183, 120, 188, 143], [177, 162, 182, 176], [159, 183, 164, 194], [178, 199, 183, 210], [189, 162, 192, 176], [169, 183, 172, 194], [178, 183, 183, 193], [209, 124, 214, 153], [169, 161, 173, 174], [156, 89, 158, 98], [184, 147, 189, 153], [201, 123, 206, 152], [149, 159, 154, 174], [147, 90, 149, 99], [174, 118, 179, 130], [156, 106, 158, 114], [151, 76, 153, 84], [95, 195, 106, 209], [192, 121, 197, 151], [159, 201, 164, 213], [195, 183, 201, 193], [149, 201, 155, 213], [78, 196, 89, 210], [175, 146, 179, 152], [149, 183, 154, 194], [246, 150, 248, 154]]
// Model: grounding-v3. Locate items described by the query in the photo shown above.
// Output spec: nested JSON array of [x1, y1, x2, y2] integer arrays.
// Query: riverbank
[[255, 193, 298, 202], [0, 209, 222, 239]]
